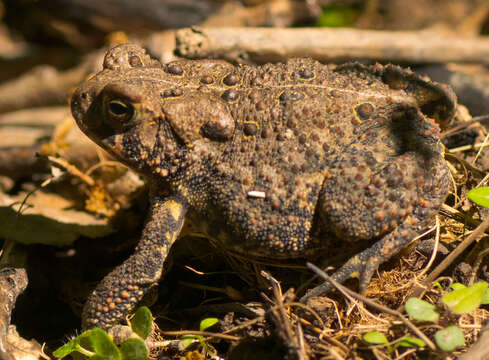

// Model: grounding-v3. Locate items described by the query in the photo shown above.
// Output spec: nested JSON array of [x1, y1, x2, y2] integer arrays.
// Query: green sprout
[[53, 306, 152, 360], [179, 317, 219, 356]]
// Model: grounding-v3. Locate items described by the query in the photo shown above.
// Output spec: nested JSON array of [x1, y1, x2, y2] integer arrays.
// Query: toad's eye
[[107, 99, 134, 121]]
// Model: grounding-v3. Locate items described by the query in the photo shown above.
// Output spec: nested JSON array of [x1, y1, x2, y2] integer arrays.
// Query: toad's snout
[[70, 81, 101, 133]]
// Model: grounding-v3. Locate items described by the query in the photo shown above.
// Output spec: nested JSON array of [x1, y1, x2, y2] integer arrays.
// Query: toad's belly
[[182, 208, 323, 259]]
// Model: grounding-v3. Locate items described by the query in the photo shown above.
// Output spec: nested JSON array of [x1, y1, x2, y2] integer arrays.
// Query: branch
[[176, 27, 489, 65]]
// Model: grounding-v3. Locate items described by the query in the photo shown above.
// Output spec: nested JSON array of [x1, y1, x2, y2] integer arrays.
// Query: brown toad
[[71, 44, 455, 330]]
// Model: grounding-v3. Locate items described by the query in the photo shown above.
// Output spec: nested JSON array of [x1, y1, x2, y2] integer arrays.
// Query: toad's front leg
[[82, 194, 187, 330]]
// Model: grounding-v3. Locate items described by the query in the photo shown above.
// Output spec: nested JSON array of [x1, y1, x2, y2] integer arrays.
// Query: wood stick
[[175, 27, 489, 64]]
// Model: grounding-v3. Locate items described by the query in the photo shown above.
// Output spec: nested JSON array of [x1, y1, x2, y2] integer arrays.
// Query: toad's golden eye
[[107, 99, 134, 121], [104, 98, 137, 132]]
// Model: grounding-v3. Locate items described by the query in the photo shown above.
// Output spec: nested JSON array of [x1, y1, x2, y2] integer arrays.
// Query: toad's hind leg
[[301, 221, 428, 302], [82, 195, 187, 330], [301, 143, 449, 302]]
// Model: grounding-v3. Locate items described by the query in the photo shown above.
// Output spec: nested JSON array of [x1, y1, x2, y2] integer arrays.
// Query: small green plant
[[363, 331, 426, 354], [364, 281, 489, 353], [53, 306, 152, 360], [442, 282, 488, 314], [405, 297, 439, 322], [466, 187, 489, 208], [179, 317, 219, 356], [434, 326, 465, 352], [406, 282, 489, 351]]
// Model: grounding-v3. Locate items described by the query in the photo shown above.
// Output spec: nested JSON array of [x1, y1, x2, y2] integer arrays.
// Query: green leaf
[[77, 331, 94, 349], [467, 187, 489, 208], [482, 289, 489, 305], [450, 283, 466, 291], [199, 318, 219, 332], [442, 282, 488, 314], [434, 326, 465, 352], [120, 338, 148, 360], [179, 335, 198, 350], [130, 306, 153, 339], [316, 5, 360, 27], [89, 328, 121, 360], [405, 297, 439, 322], [53, 338, 80, 358], [398, 336, 426, 348], [363, 331, 388, 345]]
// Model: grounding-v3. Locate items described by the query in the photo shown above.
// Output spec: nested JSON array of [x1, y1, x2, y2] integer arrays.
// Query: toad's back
[[73, 47, 454, 257], [142, 57, 452, 256]]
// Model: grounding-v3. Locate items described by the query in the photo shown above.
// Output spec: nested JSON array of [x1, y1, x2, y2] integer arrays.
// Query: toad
[[71, 44, 455, 330]]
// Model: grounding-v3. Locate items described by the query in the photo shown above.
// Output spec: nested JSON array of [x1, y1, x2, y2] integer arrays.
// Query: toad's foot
[[300, 220, 428, 302]]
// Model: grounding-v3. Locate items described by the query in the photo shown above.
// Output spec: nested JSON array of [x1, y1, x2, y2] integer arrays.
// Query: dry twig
[[261, 270, 308, 360], [176, 27, 489, 64], [158, 330, 240, 341], [306, 262, 437, 351], [407, 216, 489, 302]]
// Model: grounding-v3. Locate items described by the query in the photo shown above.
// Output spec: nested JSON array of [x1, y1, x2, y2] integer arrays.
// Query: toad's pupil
[[109, 101, 131, 117]]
